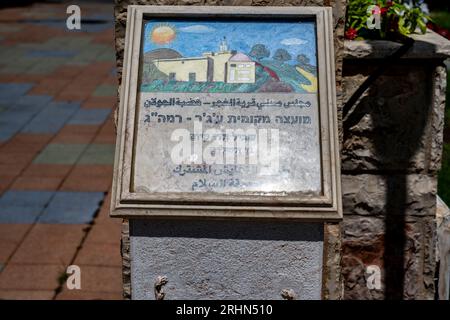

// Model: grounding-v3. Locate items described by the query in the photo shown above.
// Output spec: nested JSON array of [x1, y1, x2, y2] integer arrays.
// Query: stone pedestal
[[114, 0, 347, 300], [341, 31, 450, 299], [130, 220, 324, 299], [113, 2, 450, 300]]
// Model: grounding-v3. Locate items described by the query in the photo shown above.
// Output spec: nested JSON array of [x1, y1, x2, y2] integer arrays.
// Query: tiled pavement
[[0, 2, 123, 299]]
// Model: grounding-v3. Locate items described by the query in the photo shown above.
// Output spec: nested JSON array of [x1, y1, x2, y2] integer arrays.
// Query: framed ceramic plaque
[[111, 5, 342, 220]]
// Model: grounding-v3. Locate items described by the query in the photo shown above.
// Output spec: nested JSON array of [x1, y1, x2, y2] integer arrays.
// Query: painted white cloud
[[281, 38, 308, 46], [179, 25, 216, 33]]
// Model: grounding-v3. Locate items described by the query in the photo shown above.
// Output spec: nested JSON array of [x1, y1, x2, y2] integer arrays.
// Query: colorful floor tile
[[78, 143, 115, 165], [0, 190, 54, 223], [68, 108, 110, 125], [33, 143, 87, 164], [38, 191, 105, 224], [0, 2, 122, 300], [21, 101, 81, 134]]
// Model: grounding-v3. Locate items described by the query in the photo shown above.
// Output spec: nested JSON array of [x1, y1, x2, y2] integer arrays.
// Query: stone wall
[[341, 35, 449, 299]]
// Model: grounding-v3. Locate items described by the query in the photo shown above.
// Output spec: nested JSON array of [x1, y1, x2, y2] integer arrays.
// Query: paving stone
[[0, 83, 33, 98], [95, 192, 111, 223], [78, 144, 115, 165], [28, 79, 70, 95], [39, 191, 105, 224], [33, 143, 87, 164], [94, 117, 115, 144], [0, 289, 55, 300], [0, 190, 54, 208], [61, 173, 112, 192], [75, 242, 121, 267], [11, 176, 63, 191], [69, 164, 113, 178], [0, 264, 63, 290], [0, 224, 31, 243], [51, 65, 84, 79], [59, 265, 122, 293], [56, 289, 122, 300], [93, 84, 116, 97], [0, 96, 51, 132], [0, 75, 18, 84], [9, 74, 42, 83], [11, 224, 86, 265], [52, 125, 99, 144], [68, 108, 110, 125], [0, 4, 121, 299], [26, 50, 77, 58], [25, 59, 64, 75], [87, 61, 115, 73], [0, 123, 21, 142], [0, 190, 54, 223], [0, 151, 36, 166], [0, 65, 32, 77], [13, 94, 53, 109], [21, 101, 80, 134], [82, 96, 116, 109], [54, 90, 90, 102], [96, 50, 116, 62], [0, 175, 16, 194], [0, 206, 42, 223], [0, 242, 19, 263], [0, 108, 41, 141], [21, 163, 72, 178], [84, 220, 122, 246], [0, 23, 23, 33], [0, 164, 26, 178], [0, 112, 55, 142], [1, 133, 52, 154]]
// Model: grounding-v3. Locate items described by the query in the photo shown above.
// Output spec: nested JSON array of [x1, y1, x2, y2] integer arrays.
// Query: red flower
[[345, 28, 358, 40], [381, 7, 388, 15], [386, 1, 393, 7], [439, 29, 450, 39]]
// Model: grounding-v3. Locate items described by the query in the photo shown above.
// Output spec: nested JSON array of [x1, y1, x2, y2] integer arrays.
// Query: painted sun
[[150, 23, 176, 45]]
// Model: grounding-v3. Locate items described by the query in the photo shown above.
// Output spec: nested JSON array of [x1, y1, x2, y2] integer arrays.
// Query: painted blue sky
[[143, 19, 317, 66]]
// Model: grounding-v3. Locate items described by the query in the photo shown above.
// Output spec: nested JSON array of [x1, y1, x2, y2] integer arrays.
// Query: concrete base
[[130, 220, 324, 300]]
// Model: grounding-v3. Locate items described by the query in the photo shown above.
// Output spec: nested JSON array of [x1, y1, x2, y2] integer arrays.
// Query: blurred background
[[0, 0, 122, 300], [0, 0, 448, 300]]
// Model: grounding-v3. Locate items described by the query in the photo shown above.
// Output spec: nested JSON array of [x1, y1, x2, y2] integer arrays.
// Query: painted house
[[153, 38, 255, 84], [226, 52, 256, 84]]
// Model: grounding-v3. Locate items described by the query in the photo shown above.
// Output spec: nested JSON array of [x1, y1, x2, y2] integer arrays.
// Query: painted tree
[[249, 44, 270, 60], [296, 53, 316, 74], [296, 54, 310, 65], [273, 48, 292, 62]]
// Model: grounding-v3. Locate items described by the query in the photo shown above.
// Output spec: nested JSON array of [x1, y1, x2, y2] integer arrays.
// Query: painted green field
[[140, 60, 316, 94]]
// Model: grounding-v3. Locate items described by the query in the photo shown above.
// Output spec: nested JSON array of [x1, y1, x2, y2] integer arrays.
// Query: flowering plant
[[345, 0, 430, 40]]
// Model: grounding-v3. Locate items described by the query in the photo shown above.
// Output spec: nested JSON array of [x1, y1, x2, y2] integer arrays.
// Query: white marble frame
[[111, 5, 342, 220]]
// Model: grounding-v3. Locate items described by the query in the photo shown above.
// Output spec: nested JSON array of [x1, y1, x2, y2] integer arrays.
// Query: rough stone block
[[342, 215, 436, 300], [342, 62, 445, 173], [342, 174, 436, 216]]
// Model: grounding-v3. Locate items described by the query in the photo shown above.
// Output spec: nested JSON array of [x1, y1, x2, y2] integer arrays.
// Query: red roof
[[229, 52, 253, 62]]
